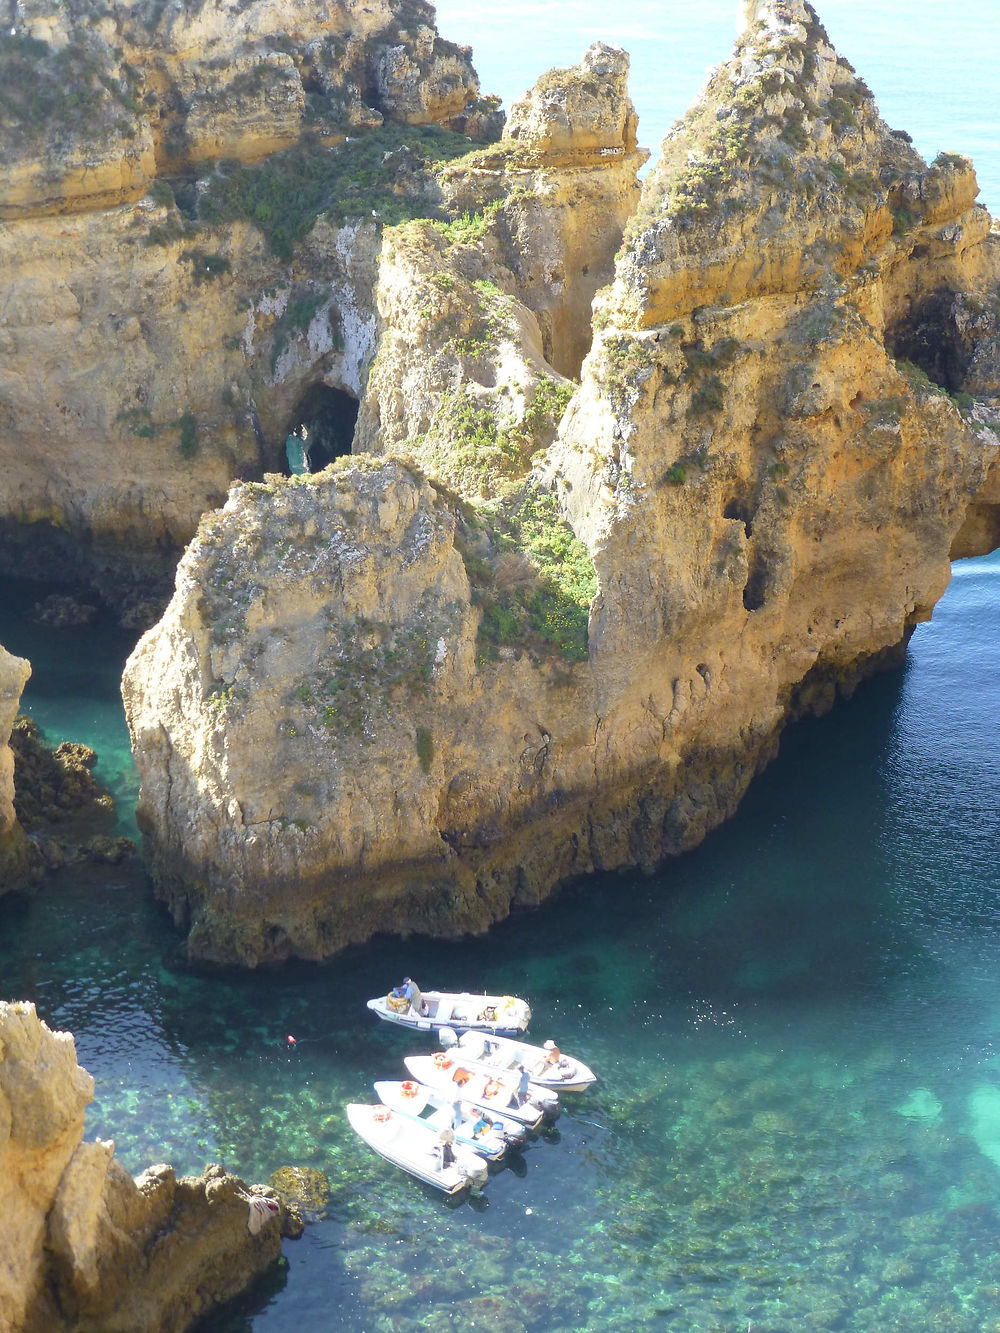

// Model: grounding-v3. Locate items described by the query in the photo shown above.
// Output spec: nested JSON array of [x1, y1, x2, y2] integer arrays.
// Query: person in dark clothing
[[438, 1128, 456, 1169]]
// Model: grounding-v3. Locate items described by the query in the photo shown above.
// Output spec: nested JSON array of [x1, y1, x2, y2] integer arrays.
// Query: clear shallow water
[[2, 554, 1000, 1332], [1, 6, 999, 1326], [435, 0, 1000, 215]]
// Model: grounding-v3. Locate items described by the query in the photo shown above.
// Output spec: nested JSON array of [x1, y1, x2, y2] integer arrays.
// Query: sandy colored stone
[[0, 1001, 286, 1333], [122, 2, 1000, 965], [0, 646, 35, 893]]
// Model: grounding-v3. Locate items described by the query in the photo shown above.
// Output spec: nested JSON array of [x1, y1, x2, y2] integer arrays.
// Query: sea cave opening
[[886, 289, 969, 393], [283, 384, 359, 475]]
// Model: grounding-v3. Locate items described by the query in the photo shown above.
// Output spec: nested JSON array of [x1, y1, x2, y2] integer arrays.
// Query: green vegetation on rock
[[0, 32, 140, 147], [197, 124, 478, 260], [457, 483, 596, 664]]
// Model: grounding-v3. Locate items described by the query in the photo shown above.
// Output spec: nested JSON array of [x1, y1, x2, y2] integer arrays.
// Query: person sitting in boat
[[471, 1112, 492, 1139], [437, 1128, 456, 1169], [402, 977, 429, 1016], [515, 1065, 531, 1107], [532, 1039, 562, 1076]]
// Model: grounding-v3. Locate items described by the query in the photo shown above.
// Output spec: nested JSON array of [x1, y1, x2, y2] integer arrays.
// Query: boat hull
[[373, 1080, 524, 1161], [403, 1054, 557, 1130], [347, 1103, 488, 1195], [444, 1030, 597, 1095], [367, 990, 531, 1038]]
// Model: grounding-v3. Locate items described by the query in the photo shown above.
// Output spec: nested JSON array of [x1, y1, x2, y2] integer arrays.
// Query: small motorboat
[[346, 1102, 489, 1195], [367, 989, 531, 1037], [440, 1028, 597, 1094], [404, 1052, 560, 1129], [373, 1079, 527, 1161]]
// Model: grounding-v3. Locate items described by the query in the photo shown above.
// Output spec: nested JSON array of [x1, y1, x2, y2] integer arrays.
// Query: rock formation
[[0, 0, 499, 619], [0, 1000, 286, 1333], [0, 644, 36, 892], [122, 0, 999, 964]]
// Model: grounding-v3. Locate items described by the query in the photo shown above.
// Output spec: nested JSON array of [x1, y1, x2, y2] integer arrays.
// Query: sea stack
[[119, 0, 1000, 964], [0, 1001, 286, 1332]]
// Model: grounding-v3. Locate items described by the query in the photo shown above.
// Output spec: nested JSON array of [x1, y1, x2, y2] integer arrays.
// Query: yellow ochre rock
[[0, 1000, 286, 1332], [118, 2, 998, 964]]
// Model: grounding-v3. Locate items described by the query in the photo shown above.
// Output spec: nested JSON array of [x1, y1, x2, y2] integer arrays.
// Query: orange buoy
[[433, 1052, 452, 1070], [401, 1080, 419, 1098]]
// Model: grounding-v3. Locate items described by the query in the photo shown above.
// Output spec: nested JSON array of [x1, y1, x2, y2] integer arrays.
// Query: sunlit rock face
[[123, 1, 1000, 965], [0, 0, 495, 616], [0, 645, 34, 892], [1, 0, 484, 217], [0, 1000, 285, 1333]]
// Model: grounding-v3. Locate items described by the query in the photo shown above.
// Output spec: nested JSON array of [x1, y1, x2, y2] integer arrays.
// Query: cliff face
[[0, 645, 35, 891], [122, 0, 1000, 965], [2, 0, 485, 218], [0, 1000, 285, 1333], [0, 0, 497, 617]]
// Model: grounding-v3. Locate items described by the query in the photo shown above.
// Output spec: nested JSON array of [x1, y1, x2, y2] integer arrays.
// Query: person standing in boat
[[451, 1097, 465, 1131], [402, 977, 429, 1016], [515, 1065, 531, 1107]]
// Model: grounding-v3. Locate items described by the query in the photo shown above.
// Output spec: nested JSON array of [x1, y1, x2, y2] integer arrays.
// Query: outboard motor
[[500, 1123, 528, 1149], [532, 1088, 561, 1123], [438, 1026, 459, 1049], [462, 1156, 489, 1189]]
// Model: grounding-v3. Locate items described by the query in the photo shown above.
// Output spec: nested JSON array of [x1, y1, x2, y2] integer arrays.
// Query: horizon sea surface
[[436, 0, 1000, 215], [2, 2, 1000, 1330]]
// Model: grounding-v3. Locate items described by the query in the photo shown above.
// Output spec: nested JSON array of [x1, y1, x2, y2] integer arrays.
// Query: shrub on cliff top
[[197, 123, 477, 260], [0, 32, 141, 148]]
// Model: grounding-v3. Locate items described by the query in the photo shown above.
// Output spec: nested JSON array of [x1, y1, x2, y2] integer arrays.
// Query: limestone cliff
[[0, 0, 498, 618], [1, 0, 487, 218], [0, 1000, 285, 1333], [122, 1, 1000, 964], [0, 645, 35, 892]]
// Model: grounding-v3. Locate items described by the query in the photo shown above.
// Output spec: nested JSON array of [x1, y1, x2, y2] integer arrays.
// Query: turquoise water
[[2, 4, 1000, 1326], [2, 554, 1000, 1331], [435, 0, 1000, 215]]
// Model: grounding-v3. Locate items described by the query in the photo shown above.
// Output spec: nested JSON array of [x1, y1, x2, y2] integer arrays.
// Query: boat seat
[[435, 1000, 453, 1023]]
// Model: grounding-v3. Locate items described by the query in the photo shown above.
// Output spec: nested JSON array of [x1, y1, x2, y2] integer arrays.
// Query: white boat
[[440, 1028, 597, 1095], [373, 1079, 527, 1161], [346, 1102, 489, 1195], [403, 1052, 560, 1129], [367, 989, 531, 1037]]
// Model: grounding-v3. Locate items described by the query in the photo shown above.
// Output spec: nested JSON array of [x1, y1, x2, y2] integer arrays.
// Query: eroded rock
[[123, 2, 1000, 964], [0, 1000, 285, 1333]]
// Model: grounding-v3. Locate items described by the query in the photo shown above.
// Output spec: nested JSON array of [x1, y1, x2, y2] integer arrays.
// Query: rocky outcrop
[[0, 645, 36, 892], [354, 45, 646, 492], [0, 0, 499, 616], [1, 0, 485, 219], [0, 1000, 285, 1333], [122, 1, 1000, 965], [9, 718, 135, 870]]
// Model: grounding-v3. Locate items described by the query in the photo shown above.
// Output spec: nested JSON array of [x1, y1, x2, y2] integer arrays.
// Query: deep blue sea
[[2, 5, 999, 1331]]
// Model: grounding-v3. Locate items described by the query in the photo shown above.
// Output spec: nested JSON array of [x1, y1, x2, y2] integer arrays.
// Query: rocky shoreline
[[0, 1001, 292, 1333], [124, 1, 999, 964]]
